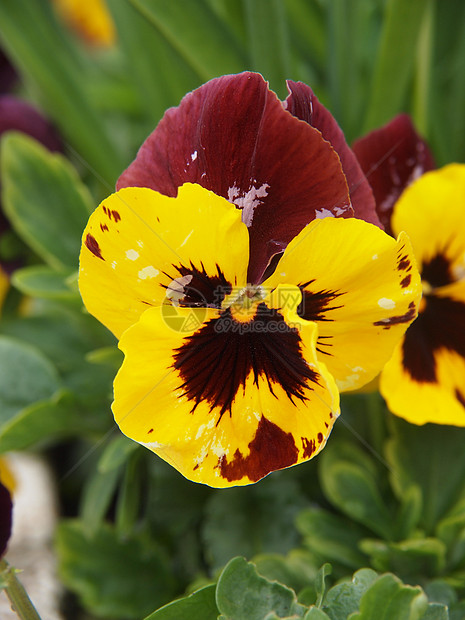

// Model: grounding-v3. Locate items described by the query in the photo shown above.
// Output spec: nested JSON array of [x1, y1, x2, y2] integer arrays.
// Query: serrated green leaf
[[11, 265, 77, 300], [320, 445, 393, 539], [386, 418, 465, 534], [360, 538, 446, 582], [323, 568, 378, 620], [216, 557, 307, 620], [0, 335, 61, 429], [304, 608, 332, 620], [143, 584, 218, 620], [351, 573, 428, 620], [57, 520, 175, 619], [1, 132, 93, 270], [129, 0, 247, 82], [419, 603, 450, 620], [296, 508, 368, 571]]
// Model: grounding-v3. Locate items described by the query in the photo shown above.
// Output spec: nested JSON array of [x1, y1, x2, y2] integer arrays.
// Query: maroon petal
[[285, 81, 380, 228], [0, 96, 62, 153], [352, 114, 435, 236], [117, 72, 352, 284], [0, 480, 12, 558]]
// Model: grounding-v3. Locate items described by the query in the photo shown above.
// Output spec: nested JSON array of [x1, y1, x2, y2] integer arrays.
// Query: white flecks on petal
[[191, 150, 198, 161], [138, 266, 160, 280], [315, 208, 335, 219], [378, 297, 396, 309], [137, 240, 144, 248], [352, 366, 365, 373], [372, 254, 378, 260], [227, 182, 270, 227], [195, 424, 206, 440], [180, 230, 193, 247], [166, 274, 193, 305], [333, 203, 351, 216], [111, 261, 117, 269], [141, 441, 164, 450], [126, 249, 139, 261]]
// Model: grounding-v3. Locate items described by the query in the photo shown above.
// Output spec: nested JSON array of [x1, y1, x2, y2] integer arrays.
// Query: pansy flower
[[79, 74, 421, 487], [353, 117, 465, 425]]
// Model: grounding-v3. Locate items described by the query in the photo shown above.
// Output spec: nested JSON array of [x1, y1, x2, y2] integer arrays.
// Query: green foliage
[[1, 132, 93, 270], [1, 1, 465, 618]]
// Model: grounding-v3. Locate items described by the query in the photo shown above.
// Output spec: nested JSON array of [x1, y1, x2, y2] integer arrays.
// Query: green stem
[[0, 560, 41, 620]]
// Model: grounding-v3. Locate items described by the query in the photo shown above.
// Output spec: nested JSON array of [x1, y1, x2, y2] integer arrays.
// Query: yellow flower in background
[[52, 0, 116, 47], [380, 165, 465, 425], [79, 183, 421, 487]]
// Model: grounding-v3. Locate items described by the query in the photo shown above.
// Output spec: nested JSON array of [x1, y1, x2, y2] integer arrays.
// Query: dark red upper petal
[[352, 114, 435, 236], [117, 72, 352, 284], [285, 81, 380, 228], [0, 480, 12, 558]]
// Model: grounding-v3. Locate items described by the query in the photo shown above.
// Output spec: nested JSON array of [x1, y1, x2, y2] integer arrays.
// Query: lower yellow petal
[[113, 301, 339, 487], [264, 217, 421, 391]]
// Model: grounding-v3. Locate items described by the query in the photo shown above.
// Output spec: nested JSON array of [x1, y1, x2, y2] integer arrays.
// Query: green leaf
[[11, 265, 77, 300], [57, 520, 175, 619], [80, 466, 122, 535], [243, 0, 291, 97], [0, 335, 60, 429], [254, 550, 320, 596], [323, 568, 378, 620], [350, 573, 428, 620], [129, 0, 247, 82], [202, 474, 308, 571], [320, 441, 393, 539], [315, 563, 332, 608], [1, 132, 93, 270], [297, 508, 368, 572], [144, 585, 218, 620], [0, 0, 123, 184], [98, 434, 139, 473], [85, 346, 124, 369], [106, 0, 200, 130], [216, 557, 307, 620], [393, 485, 423, 541], [304, 609, 332, 620], [360, 538, 446, 582], [363, 0, 430, 132], [419, 603, 450, 620], [0, 390, 105, 453], [386, 417, 465, 534]]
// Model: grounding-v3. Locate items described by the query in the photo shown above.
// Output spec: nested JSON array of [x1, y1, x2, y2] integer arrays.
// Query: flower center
[[223, 284, 266, 323]]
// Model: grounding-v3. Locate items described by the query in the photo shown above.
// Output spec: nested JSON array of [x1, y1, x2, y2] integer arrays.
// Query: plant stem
[[0, 559, 41, 620]]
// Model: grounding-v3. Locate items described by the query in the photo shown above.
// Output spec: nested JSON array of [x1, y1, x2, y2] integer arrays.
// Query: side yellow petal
[[264, 217, 422, 391], [79, 183, 249, 338], [391, 164, 465, 280], [381, 279, 465, 425], [113, 299, 339, 488]]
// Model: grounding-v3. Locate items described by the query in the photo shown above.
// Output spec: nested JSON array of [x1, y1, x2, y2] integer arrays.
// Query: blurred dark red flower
[[352, 114, 435, 236]]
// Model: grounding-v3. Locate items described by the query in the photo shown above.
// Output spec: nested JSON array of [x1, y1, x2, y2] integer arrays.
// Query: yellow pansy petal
[[392, 164, 465, 285], [264, 217, 421, 390], [381, 279, 465, 425], [113, 299, 339, 488], [53, 0, 116, 47], [79, 183, 249, 338]]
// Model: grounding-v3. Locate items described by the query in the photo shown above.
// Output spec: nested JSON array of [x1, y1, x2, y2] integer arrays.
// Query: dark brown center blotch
[[172, 303, 319, 419], [402, 295, 465, 383]]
